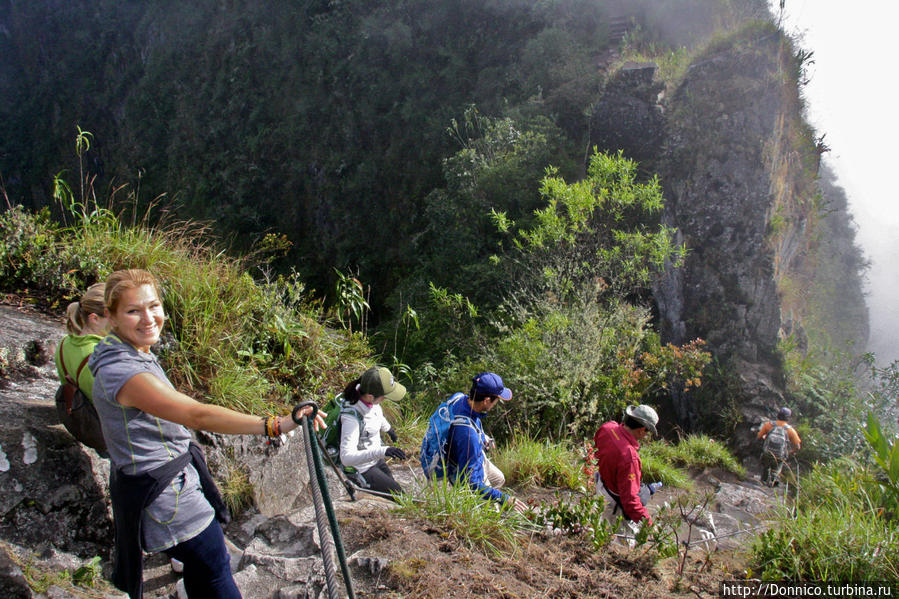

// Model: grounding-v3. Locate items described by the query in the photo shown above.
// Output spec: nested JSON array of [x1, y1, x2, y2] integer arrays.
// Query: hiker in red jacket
[[593, 405, 659, 537]]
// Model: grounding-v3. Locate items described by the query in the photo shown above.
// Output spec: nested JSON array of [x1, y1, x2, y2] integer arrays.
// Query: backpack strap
[[75, 354, 91, 387], [339, 406, 365, 449], [57, 337, 91, 413], [58, 337, 74, 384]]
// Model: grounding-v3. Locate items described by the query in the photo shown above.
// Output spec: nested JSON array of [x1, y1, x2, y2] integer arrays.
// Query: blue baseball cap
[[471, 372, 512, 401]]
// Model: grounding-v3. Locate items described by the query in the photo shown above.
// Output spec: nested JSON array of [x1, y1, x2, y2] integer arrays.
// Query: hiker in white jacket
[[339, 367, 408, 500]]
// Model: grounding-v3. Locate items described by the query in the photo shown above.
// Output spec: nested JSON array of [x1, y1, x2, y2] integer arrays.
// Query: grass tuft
[[492, 434, 585, 491], [394, 477, 533, 557], [643, 435, 745, 477]]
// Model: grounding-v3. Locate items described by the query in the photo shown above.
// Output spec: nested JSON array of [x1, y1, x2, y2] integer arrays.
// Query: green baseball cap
[[359, 367, 406, 401]]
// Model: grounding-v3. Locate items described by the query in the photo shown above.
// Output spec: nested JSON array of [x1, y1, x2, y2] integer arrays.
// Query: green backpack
[[318, 393, 364, 473]]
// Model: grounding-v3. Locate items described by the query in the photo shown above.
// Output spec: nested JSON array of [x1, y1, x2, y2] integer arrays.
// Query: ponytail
[[64, 301, 86, 334], [342, 378, 363, 404], [64, 282, 106, 334]]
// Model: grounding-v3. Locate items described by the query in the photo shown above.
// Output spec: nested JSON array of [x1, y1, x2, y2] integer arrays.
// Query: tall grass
[[394, 477, 534, 557], [751, 458, 899, 581], [0, 203, 371, 413], [491, 434, 585, 491]]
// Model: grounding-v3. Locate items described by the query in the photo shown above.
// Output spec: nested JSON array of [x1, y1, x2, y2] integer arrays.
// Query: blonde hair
[[64, 282, 106, 334], [104, 269, 162, 315]]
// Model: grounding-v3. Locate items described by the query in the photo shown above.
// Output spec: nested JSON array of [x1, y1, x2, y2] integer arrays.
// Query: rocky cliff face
[[590, 23, 865, 452], [656, 27, 790, 447]]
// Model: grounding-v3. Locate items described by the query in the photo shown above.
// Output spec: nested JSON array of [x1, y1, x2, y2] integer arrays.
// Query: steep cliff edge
[[586, 20, 868, 451], [656, 25, 788, 444], [653, 23, 865, 449]]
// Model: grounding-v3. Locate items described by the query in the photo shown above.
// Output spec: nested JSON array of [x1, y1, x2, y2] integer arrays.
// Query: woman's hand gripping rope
[[291, 401, 328, 431]]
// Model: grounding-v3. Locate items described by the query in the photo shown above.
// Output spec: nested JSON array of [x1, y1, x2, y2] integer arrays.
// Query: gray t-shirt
[[90, 334, 214, 552]]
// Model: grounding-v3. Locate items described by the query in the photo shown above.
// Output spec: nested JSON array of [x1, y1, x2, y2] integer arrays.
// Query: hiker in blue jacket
[[445, 372, 528, 512]]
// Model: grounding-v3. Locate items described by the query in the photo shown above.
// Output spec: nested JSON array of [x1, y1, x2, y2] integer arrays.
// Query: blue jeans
[[165, 521, 241, 599]]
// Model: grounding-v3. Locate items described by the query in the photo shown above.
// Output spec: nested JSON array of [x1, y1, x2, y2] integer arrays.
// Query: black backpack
[[55, 338, 107, 455]]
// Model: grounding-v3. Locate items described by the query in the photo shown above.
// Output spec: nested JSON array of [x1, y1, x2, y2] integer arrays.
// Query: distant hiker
[[442, 372, 527, 512], [54, 282, 110, 455], [757, 406, 801, 486], [593, 405, 660, 538], [89, 269, 325, 599], [337, 366, 408, 501]]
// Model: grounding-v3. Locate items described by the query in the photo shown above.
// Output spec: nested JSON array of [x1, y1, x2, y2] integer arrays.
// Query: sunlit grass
[[394, 476, 535, 557], [1, 203, 371, 415], [643, 434, 745, 477], [492, 434, 585, 491], [639, 451, 692, 489]]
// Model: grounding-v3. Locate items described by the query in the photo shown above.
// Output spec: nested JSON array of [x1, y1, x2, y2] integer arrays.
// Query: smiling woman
[[88, 269, 325, 599], [107, 279, 165, 352]]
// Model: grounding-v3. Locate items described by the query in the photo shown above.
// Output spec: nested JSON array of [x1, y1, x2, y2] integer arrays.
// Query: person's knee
[[484, 458, 505, 488], [487, 467, 505, 489]]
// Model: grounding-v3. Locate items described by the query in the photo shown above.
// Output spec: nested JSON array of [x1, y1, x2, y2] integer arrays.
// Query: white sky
[[772, 0, 899, 365]]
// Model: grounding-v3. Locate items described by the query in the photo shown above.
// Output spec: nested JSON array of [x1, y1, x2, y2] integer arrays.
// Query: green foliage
[[399, 149, 706, 443], [536, 493, 615, 552], [751, 459, 899, 581], [510, 149, 685, 299], [403, 107, 577, 314], [1, 194, 370, 414], [473, 150, 701, 440], [491, 435, 584, 491], [331, 268, 370, 335], [394, 476, 534, 557], [642, 435, 746, 477], [863, 413, 899, 515], [71, 556, 103, 588], [779, 342, 875, 462]]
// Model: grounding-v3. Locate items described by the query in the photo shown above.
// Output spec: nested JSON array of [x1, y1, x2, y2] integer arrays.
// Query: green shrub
[[536, 492, 614, 551], [0, 206, 101, 303]]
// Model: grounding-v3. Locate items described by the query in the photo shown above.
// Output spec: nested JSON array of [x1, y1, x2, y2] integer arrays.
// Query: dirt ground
[[334, 474, 766, 599]]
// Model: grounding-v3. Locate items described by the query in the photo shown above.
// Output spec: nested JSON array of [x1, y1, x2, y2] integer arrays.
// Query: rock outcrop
[[585, 24, 851, 454]]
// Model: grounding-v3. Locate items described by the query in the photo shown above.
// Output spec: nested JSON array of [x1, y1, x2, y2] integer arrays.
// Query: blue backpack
[[420, 392, 478, 478]]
